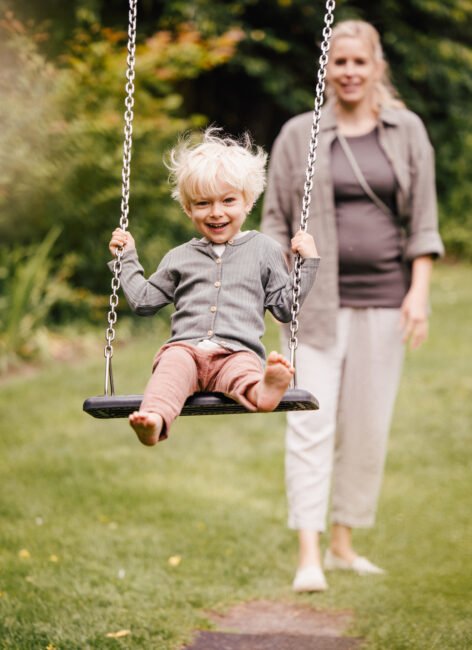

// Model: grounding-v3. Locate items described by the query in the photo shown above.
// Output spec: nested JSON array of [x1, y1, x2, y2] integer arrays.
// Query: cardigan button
[[214, 281, 221, 287], [210, 306, 217, 313], [216, 258, 221, 264], [207, 330, 213, 336]]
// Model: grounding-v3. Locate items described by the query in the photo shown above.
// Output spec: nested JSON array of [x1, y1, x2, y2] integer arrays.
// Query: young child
[[109, 128, 319, 446]]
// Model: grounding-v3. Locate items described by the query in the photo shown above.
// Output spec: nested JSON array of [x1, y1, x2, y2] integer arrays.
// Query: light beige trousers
[[285, 307, 405, 532]]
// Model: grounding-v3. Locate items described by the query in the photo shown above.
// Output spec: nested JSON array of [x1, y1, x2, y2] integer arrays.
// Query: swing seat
[[83, 389, 319, 419]]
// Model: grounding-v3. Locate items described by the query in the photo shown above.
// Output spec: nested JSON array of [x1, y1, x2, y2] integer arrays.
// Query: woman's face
[[326, 36, 382, 107]]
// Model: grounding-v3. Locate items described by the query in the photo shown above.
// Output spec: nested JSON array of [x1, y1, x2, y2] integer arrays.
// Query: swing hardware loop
[[104, 354, 115, 396], [103, 0, 138, 396], [289, 0, 334, 389]]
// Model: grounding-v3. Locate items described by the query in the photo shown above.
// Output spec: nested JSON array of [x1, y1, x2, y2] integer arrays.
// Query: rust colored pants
[[140, 342, 264, 441]]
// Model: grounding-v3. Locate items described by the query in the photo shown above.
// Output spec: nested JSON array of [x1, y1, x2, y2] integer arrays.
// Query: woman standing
[[262, 20, 444, 592]]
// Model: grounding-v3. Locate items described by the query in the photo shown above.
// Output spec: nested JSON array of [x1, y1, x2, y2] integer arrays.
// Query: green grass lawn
[[1, 262, 471, 649]]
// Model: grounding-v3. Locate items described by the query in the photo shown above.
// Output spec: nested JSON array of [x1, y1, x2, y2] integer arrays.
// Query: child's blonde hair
[[167, 127, 268, 208], [328, 20, 405, 111]]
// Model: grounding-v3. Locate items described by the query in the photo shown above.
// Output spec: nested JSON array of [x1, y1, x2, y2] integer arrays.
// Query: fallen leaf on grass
[[106, 629, 131, 638], [49, 555, 59, 562], [168, 555, 181, 567], [18, 549, 31, 559]]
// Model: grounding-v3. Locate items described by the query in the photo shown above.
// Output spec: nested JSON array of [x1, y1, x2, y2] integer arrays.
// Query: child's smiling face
[[184, 182, 252, 244]]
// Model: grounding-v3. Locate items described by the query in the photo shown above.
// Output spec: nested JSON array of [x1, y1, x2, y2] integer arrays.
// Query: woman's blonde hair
[[167, 127, 268, 208], [328, 20, 405, 111]]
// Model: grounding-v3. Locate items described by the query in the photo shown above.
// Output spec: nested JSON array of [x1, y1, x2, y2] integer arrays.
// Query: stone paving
[[181, 600, 362, 649]]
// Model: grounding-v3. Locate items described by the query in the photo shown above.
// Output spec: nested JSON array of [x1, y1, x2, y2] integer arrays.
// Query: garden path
[[182, 600, 361, 649]]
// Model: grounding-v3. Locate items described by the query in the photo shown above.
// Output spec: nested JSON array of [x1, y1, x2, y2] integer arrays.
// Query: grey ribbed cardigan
[[110, 230, 319, 364]]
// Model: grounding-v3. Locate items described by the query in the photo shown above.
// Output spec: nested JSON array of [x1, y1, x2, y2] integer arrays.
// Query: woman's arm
[[261, 131, 295, 254], [399, 255, 433, 350], [403, 114, 444, 261]]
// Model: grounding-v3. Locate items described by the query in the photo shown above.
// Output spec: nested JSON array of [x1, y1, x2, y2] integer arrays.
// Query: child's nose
[[210, 202, 224, 217]]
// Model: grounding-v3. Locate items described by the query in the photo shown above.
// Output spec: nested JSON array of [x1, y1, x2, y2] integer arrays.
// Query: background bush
[[0, 9, 244, 295]]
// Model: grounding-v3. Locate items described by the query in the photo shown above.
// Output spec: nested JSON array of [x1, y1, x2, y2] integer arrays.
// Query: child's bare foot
[[129, 411, 163, 446], [256, 351, 294, 412]]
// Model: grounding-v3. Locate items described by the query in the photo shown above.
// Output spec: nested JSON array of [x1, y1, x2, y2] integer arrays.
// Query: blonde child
[[109, 128, 319, 446]]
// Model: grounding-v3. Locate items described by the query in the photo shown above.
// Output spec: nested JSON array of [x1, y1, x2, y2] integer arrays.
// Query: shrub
[[0, 14, 244, 294]]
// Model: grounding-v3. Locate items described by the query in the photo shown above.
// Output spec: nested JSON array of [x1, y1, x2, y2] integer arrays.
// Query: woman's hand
[[399, 289, 428, 350], [109, 228, 136, 257], [291, 231, 318, 258], [399, 256, 433, 350]]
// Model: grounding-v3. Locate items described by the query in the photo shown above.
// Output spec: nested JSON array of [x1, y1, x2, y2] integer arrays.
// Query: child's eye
[[224, 197, 236, 204], [196, 201, 209, 207]]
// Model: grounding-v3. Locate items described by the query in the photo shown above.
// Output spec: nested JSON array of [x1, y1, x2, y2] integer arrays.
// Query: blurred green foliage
[[1, 0, 471, 302], [0, 227, 79, 368], [0, 8, 243, 297]]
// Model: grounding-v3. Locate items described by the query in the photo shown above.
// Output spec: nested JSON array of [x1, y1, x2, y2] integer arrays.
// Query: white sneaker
[[324, 548, 385, 575], [292, 566, 328, 592]]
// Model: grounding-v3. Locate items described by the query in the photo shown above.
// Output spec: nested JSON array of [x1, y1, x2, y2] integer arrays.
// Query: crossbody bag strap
[[337, 132, 394, 218]]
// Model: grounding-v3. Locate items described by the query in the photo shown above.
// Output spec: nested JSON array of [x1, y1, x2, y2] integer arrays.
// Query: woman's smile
[[326, 36, 381, 108]]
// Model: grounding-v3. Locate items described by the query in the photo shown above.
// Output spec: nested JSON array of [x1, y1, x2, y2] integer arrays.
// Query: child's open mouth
[[207, 222, 229, 231]]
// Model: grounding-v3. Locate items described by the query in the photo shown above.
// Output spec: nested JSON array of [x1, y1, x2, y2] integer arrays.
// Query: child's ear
[[244, 195, 254, 215], [183, 203, 192, 218]]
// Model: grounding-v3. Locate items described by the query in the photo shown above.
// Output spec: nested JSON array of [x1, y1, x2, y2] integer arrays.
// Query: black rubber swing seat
[[83, 389, 319, 419]]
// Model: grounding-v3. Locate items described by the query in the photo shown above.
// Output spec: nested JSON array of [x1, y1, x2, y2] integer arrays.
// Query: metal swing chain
[[289, 0, 335, 387], [104, 0, 138, 395]]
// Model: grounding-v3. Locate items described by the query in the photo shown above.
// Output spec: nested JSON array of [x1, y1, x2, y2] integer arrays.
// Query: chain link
[[289, 0, 335, 385], [104, 0, 138, 395]]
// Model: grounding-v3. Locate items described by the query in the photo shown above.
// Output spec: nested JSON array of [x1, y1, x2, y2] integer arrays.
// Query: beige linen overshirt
[[261, 101, 445, 349]]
